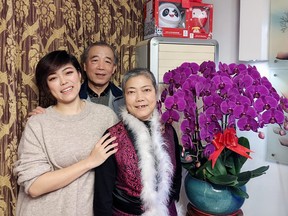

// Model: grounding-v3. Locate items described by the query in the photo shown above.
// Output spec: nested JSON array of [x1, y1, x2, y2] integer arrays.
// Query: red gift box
[[143, 0, 213, 40], [144, 0, 191, 39], [187, 2, 213, 39]]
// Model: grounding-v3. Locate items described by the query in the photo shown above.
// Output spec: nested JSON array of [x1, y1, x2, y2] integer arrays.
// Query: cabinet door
[[157, 43, 216, 82], [135, 37, 218, 83]]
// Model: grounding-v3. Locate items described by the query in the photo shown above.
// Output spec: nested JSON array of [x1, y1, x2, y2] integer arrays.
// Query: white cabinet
[[135, 37, 219, 83]]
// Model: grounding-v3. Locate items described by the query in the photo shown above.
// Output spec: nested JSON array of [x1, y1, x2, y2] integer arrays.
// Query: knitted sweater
[[14, 100, 118, 216]]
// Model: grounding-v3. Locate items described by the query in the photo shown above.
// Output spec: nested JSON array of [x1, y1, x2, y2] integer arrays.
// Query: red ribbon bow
[[208, 128, 252, 168]]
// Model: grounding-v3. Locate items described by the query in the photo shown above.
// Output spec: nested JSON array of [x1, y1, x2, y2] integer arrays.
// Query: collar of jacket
[[79, 80, 123, 99], [120, 108, 174, 216]]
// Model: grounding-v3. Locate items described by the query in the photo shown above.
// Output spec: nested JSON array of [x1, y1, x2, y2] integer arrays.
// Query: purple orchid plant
[[159, 61, 288, 198]]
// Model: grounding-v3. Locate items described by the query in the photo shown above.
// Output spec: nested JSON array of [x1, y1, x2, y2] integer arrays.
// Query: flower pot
[[184, 174, 245, 215]]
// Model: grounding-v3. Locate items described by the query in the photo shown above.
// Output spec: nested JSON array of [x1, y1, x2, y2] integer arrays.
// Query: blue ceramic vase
[[184, 174, 246, 215]]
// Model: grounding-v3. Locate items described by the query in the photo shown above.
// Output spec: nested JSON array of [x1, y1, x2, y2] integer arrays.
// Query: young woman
[[14, 50, 119, 216], [93, 68, 183, 216]]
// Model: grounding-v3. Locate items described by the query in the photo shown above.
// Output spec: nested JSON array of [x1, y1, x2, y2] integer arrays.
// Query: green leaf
[[237, 137, 250, 167], [238, 137, 250, 149], [229, 186, 249, 199], [236, 171, 252, 186], [208, 174, 238, 186], [225, 156, 237, 175], [195, 166, 208, 180], [224, 137, 250, 176], [220, 137, 250, 176], [250, 166, 269, 178], [232, 154, 244, 175], [236, 166, 269, 186], [205, 157, 227, 176]]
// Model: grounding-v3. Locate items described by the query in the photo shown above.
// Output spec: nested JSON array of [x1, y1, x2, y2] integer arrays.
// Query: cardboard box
[[144, 0, 190, 39], [188, 2, 213, 39]]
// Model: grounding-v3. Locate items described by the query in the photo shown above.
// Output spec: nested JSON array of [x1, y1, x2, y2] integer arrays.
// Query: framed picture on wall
[[266, 69, 288, 165], [269, 0, 288, 66], [267, 0, 288, 165]]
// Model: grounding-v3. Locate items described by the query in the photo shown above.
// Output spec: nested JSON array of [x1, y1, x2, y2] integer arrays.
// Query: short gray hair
[[80, 41, 118, 66], [121, 68, 157, 93]]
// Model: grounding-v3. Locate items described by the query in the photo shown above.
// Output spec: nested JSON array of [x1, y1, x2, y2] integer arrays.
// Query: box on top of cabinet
[[144, 0, 190, 39], [188, 2, 213, 39], [143, 0, 213, 40]]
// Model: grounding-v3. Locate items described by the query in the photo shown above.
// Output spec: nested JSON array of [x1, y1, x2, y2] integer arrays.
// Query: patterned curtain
[[0, 0, 144, 215]]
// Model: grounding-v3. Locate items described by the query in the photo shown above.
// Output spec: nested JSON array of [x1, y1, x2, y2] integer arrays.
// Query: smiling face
[[124, 75, 157, 121], [83, 45, 116, 92], [47, 63, 82, 105]]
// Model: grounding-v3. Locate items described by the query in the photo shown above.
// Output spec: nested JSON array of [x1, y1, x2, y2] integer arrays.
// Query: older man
[[80, 41, 124, 115]]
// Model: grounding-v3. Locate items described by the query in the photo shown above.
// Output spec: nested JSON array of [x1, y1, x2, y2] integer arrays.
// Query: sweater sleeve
[[13, 119, 52, 194], [93, 132, 117, 216]]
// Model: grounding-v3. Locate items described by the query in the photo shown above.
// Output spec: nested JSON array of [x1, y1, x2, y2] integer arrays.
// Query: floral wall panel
[[0, 0, 144, 215]]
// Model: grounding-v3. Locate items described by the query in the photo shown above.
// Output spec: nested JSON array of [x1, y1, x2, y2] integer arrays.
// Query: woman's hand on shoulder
[[86, 133, 118, 169], [28, 106, 46, 117]]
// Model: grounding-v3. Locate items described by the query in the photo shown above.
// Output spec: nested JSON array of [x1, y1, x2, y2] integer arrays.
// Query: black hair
[[35, 50, 82, 99]]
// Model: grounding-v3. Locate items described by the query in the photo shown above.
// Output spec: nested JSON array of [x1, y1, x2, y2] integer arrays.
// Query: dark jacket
[[79, 80, 124, 116]]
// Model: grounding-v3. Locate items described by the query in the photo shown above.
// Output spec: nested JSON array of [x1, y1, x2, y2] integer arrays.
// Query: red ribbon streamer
[[208, 128, 252, 168]]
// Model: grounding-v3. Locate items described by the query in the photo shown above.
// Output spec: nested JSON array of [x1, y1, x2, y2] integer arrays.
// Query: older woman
[[93, 68, 182, 216], [13, 50, 119, 216]]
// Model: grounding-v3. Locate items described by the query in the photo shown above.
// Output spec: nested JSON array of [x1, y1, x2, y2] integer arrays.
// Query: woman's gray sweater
[[14, 100, 118, 216]]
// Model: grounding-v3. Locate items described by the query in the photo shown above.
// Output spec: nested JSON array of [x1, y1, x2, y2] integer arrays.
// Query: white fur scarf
[[121, 109, 174, 216]]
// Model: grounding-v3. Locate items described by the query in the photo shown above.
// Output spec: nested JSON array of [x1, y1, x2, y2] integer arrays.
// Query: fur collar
[[121, 109, 174, 215]]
